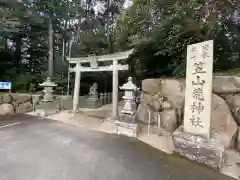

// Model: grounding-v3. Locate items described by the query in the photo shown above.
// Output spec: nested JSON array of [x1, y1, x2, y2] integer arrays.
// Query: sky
[[94, 0, 132, 14], [123, 0, 132, 9]]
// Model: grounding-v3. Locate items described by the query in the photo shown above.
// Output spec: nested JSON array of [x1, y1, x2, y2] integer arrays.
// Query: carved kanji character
[[190, 115, 204, 128], [190, 101, 204, 114], [192, 76, 205, 86], [192, 62, 206, 74], [192, 87, 204, 101]]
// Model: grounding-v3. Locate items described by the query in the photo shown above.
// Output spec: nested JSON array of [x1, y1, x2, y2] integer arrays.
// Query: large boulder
[[2, 94, 12, 104], [140, 92, 163, 111], [137, 92, 164, 125], [160, 78, 185, 96], [225, 94, 240, 125], [139, 77, 239, 137], [0, 95, 2, 104], [211, 94, 238, 148], [136, 92, 180, 133], [142, 78, 185, 109], [142, 76, 240, 95], [0, 104, 14, 115], [159, 78, 185, 110], [237, 127, 240, 151], [136, 103, 153, 124], [17, 102, 33, 113], [160, 108, 178, 133], [212, 76, 240, 94], [12, 94, 31, 103], [141, 79, 161, 95], [137, 78, 185, 133]]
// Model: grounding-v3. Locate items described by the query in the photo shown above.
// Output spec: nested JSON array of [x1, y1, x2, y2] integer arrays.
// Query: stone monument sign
[[183, 40, 214, 138]]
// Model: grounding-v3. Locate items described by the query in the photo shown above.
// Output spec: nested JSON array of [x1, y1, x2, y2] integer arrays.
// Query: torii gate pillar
[[112, 60, 119, 120]]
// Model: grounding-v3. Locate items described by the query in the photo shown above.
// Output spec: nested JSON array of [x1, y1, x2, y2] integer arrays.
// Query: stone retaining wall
[[0, 93, 42, 114], [136, 76, 240, 152]]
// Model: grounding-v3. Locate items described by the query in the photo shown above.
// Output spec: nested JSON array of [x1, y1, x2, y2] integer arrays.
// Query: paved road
[[0, 114, 234, 180]]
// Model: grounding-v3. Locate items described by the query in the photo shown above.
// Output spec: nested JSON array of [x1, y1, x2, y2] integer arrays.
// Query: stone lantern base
[[119, 113, 136, 123], [116, 119, 138, 138]]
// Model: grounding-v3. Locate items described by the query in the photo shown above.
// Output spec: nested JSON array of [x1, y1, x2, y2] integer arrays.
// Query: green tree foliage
[[117, 0, 240, 78], [70, 0, 125, 56], [0, 0, 125, 92], [1, 0, 239, 92]]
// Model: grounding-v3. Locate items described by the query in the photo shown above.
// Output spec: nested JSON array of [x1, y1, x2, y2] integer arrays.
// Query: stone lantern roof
[[39, 77, 57, 87], [120, 77, 138, 91]]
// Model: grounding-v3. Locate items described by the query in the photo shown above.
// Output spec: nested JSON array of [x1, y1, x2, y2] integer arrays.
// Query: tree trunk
[[62, 18, 68, 62], [76, 0, 84, 41], [48, 18, 54, 77], [106, 0, 112, 53], [4, 37, 8, 51], [14, 35, 22, 68]]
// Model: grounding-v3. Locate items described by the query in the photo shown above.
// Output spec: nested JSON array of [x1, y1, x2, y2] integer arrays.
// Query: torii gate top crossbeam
[[69, 64, 129, 72], [67, 49, 134, 64]]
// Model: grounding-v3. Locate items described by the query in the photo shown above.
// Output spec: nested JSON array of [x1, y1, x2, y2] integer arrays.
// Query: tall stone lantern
[[120, 77, 138, 117], [116, 77, 139, 138], [39, 77, 57, 102]]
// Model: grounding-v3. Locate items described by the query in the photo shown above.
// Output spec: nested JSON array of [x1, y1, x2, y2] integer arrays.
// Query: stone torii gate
[[67, 49, 134, 120]]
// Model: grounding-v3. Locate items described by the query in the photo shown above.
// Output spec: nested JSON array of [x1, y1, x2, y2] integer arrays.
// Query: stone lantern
[[119, 77, 138, 116], [116, 77, 139, 138], [39, 77, 57, 102]]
